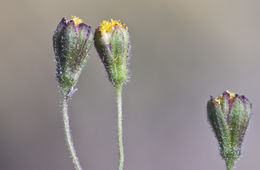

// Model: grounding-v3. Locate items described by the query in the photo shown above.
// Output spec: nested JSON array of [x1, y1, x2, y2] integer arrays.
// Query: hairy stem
[[62, 98, 82, 170], [226, 160, 234, 170], [116, 84, 124, 170]]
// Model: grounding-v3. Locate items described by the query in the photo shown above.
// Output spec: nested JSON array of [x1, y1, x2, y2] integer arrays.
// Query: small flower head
[[53, 16, 94, 98], [94, 19, 130, 86], [99, 19, 128, 35], [71, 16, 83, 26], [207, 91, 252, 169]]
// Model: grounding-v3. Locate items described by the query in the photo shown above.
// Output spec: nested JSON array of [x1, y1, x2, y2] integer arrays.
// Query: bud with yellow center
[[53, 16, 94, 98], [94, 19, 130, 87], [207, 91, 252, 170], [94, 19, 131, 170]]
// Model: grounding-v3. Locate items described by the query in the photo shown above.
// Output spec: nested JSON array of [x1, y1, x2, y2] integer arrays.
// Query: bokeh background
[[0, 0, 260, 169]]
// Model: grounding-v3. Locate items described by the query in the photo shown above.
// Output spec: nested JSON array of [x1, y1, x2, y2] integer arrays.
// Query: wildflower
[[207, 91, 252, 170], [94, 19, 131, 170], [52, 16, 94, 170], [53, 16, 93, 98], [94, 19, 130, 87]]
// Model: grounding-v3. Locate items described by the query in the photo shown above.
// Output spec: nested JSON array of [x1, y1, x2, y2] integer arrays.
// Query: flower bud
[[207, 91, 252, 169], [53, 16, 93, 97], [94, 19, 130, 86]]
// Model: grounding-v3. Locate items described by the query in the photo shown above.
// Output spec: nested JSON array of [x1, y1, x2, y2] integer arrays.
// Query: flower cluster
[[52, 16, 131, 170]]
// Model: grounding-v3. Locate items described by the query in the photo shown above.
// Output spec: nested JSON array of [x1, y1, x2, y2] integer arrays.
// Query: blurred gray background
[[0, 0, 259, 169]]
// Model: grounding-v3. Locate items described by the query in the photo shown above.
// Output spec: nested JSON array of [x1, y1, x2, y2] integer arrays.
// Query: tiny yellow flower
[[94, 19, 130, 86], [99, 19, 128, 35], [71, 16, 83, 26]]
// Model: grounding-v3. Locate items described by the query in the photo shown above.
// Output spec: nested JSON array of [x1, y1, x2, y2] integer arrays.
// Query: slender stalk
[[62, 97, 82, 170], [226, 160, 234, 170], [116, 84, 124, 170]]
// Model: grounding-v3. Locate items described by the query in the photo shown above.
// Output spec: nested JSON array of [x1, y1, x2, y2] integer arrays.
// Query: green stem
[[116, 84, 124, 170], [226, 160, 234, 170], [62, 98, 82, 170]]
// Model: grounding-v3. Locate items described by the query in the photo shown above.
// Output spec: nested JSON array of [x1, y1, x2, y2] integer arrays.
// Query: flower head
[[99, 19, 128, 35], [207, 91, 252, 169], [94, 19, 130, 86], [53, 16, 94, 98], [71, 16, 83, 26]]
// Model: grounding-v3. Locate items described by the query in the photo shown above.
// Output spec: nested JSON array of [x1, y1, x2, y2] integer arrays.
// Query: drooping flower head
[[207, 91, 252, 169], [53, 16, 93, 98], [94, 19, 130, 87]]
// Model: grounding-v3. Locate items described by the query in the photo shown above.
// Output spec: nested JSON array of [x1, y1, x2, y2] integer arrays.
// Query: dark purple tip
[[55, 18, 67, 32], [78, 22, 88, 28], [238, 95, 249, 105], [78, 23, 92, 32], [223, 91, 229, 96], [68, 20, 76, 26], [64, 20, 77, 35], [77, 23, 92, 42], [60, 17, 67, 24], [222, 91, 230, 101]]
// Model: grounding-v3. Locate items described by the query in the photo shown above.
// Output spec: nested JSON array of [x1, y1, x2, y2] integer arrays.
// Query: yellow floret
[[71, 16, 83, 26], [99, 19, 128, 34], [226, 91, 236, 102], [213, 91, 236, 104]]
